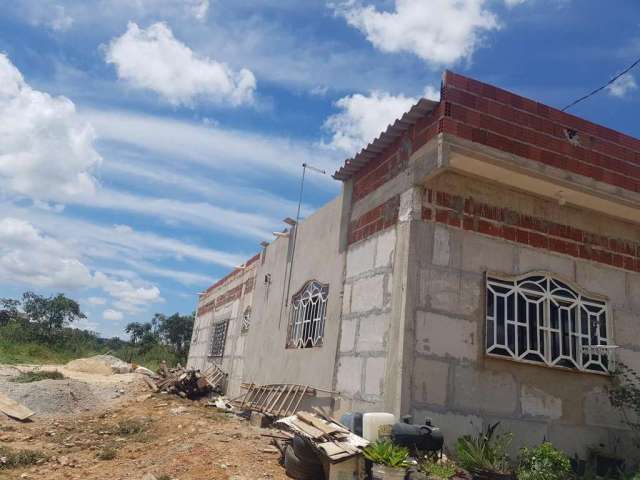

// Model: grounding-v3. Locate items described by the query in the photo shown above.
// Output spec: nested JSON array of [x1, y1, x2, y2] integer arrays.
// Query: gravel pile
[[0, 376, 123, 416]]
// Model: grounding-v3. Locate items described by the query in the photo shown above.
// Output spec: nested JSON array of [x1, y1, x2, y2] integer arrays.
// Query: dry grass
[[0, 446, 47, 469], [10, 370, 65, 383]]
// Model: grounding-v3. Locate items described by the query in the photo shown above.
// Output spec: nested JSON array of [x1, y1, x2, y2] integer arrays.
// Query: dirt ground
[[0, 365, 290, 480]]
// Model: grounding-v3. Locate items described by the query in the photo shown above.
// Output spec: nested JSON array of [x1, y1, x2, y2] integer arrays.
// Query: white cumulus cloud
[[0, 54, 101, 202], [102, 309, 124, 321], [333, 0, 500, 67], [105, 22, 256, 107], [607, 73, 638, 98], [324, 86, 439, 155], [94, 271, 162, 314]]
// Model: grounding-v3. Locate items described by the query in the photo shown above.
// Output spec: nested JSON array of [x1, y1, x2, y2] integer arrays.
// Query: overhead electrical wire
[[561, 55, 640, 111]]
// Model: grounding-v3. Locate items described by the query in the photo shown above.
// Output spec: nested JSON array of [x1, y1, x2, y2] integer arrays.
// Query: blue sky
[[1, 0, 639, 338]]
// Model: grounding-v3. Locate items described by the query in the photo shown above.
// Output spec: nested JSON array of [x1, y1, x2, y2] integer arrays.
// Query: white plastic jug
[[362, 412, 395, 442]]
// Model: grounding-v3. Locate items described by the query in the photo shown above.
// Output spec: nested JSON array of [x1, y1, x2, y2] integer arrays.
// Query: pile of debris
[[147, 362, 227, 399]]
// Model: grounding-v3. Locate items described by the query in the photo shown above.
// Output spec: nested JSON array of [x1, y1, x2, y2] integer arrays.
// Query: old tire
[[284, 445, 324, 480], [292, 435, 322, 465]]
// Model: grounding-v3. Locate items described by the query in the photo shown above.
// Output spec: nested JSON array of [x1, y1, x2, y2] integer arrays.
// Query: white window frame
[[287, 280, 329, 349], [485, 271, 613, 374]]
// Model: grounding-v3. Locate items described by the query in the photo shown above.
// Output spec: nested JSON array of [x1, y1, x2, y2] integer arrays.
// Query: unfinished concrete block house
[[188, 71, 640, 458]]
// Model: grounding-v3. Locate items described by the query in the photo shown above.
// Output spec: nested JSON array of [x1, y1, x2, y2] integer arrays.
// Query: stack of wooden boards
[[149, 364, 228, 399], [276, 410, 369, 462]]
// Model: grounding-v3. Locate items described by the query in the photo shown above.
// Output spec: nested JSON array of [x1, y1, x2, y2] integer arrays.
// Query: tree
[[125, 322, 152, 344], [0, 298, 20, 326], [154, 312, 194, 357], [21, 292, 85, 336]]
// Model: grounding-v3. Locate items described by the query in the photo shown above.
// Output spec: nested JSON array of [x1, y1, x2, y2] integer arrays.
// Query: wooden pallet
[[202, 364, 228, 391], [234, 383, 316, 417]]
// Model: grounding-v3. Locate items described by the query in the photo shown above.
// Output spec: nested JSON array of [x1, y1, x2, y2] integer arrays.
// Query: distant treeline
[[0, 292, 194, 370]]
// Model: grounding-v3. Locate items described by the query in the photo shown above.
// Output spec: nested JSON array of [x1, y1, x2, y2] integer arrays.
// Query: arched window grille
[[486, 272, 612, 374], [241, 307, 251, 334], [287, 280, 329, 349]]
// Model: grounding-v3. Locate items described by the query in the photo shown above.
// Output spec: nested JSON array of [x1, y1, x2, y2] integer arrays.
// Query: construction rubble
[[149, 361, 227, 399]]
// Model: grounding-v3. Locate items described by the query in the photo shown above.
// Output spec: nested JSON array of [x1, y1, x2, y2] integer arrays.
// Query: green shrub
[[455, 423, 512, 475], [517, 442, 571, 480], [420, 456, 458, 479], [0, 446, 47, 469], [10, 370, 65, 383], [96, 447, 117, 460], [362, 440, 410, 468]]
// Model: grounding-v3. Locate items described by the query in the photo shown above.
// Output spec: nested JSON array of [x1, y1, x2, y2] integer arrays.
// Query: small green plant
[[0, 446, 47, 469], [362, 440, 410, 468], [96, 446, 117, 461], [114, 419, 147, 436], [9, 370, 65, 383], [420, 455, 458, 479], [517, 442, 571, 480], [608, 362, 640, 453], [455, 423, 513, 475]]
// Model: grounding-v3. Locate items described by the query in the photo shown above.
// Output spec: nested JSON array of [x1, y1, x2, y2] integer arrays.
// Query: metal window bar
[[486, 273, 611, 374], [287, 281, 329, 349], [210, 320, 229, 357]]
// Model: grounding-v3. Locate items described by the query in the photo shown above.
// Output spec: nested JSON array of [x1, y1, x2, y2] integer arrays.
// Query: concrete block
[[336, 356, 363, 396], [411, 409, 482, 449], [453, 366, 518, 416], [483, 418, 548, 455], [627, 272, 640, 312], [415, 311, 476, 361], [351, 275, 384, 313], [364, 357, 386, 397], [617, 348, 640, 372], [412, 358, 450, 406], [584, 386, 627, 429], [374, 229, 396, 268], [399, 186, 422, 222], [462, 232, 516, 274], [342, 283, 352, 315], [520, 385, 562, 419], [250, 412, 271, 428], [547, 424, 610, 458], [346, 239, 375, 278], [612, 309, 640, 347], [339, 319, 356, 353], [357, 313, 388, 352], [421, 267, 482, 317], [576, 262, 626, 309], [432, 225, 451, 267], [518, 247, 575, 280]]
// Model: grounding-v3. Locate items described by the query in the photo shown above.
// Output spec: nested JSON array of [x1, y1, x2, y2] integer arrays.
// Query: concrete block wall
[[409, 172, 640, 459], [187, 263, 257, 397], [335, 227, 397, 412]]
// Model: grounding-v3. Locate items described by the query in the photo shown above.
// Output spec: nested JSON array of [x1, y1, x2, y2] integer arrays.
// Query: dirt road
[[0, 367, 289, 480]]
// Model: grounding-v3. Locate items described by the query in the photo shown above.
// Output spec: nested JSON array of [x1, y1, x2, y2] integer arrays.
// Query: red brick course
[[348, 195, 400, 245], [202, 252, 261, 295], [197, 276, 256, 316], [423, 189, 640, 272]]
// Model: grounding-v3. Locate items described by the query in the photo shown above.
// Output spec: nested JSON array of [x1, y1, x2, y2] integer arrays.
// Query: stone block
[[412, 358, 450, 406], [517, 247, 575, 280], [520, 385, 562, 419], [336, 356, 363, 396], [415, 312, 477, 361], [342, 283, 352, 315], [351, 275, 384, 313], [461, 232, 516, 274], [250, 412, 271, 428], [576, 262, 627, 309], [364, 357, 386, 397], [339, 319, 356, 353], [357, 313, 388, 352], [432, 225, 451, 266], [375, 229, 396, 268], [421, 267, 482, 317], [453, 366, 518, 416], [346, 239, 375, 278]]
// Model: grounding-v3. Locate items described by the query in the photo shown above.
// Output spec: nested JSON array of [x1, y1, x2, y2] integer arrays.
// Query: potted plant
[[363, 439, 410, 480], [454, 423, 514, 480]]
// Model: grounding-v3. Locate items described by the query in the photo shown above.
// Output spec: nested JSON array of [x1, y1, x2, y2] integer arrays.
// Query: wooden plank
[[0, 392, 34, 421], [289, 418, 325, 439], [296, 411, 341, 436], [291, 385, 308, 414], [142, 375, 159, 392]]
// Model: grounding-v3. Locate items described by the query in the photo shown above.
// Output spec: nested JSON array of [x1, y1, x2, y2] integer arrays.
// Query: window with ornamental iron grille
[[241, 307, 251, 334], [287, 280, 329, 349], [486, 272, 612, 374], [209, 320, 228, 357]]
